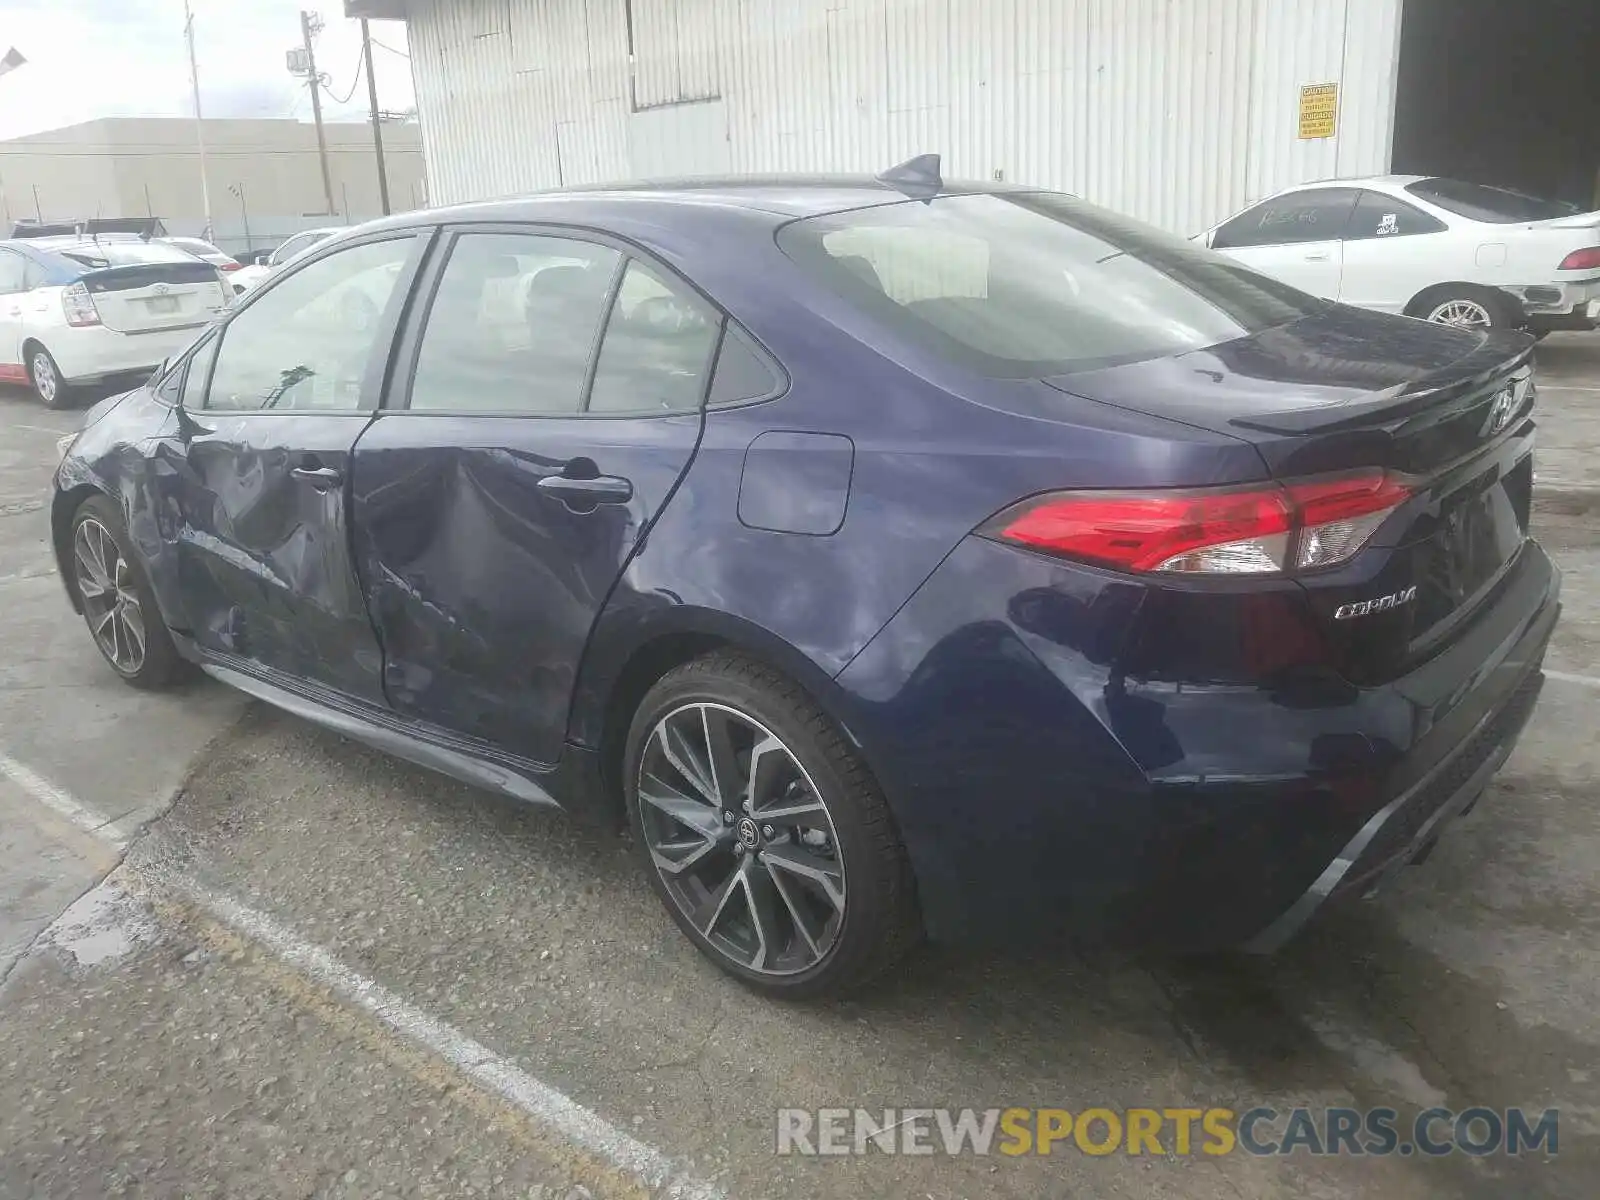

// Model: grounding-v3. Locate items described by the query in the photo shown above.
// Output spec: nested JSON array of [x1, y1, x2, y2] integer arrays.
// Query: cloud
[[0, 0, 412, 138]]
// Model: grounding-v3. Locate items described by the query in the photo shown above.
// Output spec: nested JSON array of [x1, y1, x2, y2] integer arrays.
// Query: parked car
[[161, 236, 244, 282], [229, 226, 343, 293], [1201, 175, 1600, 333], [1, 235, 229, 407], [52, 166, 1557, 996]]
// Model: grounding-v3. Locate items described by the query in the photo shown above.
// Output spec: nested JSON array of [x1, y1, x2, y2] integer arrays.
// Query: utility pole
[[299, 10, 337, 217], [360, 19, 391, 215], [183, 2, 214, 240], [230, 182, 252, 254]]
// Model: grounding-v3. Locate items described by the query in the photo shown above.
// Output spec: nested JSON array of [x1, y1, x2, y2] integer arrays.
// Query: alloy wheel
[[1426, 299, 1493, 330], [73, 518, 146, 675], [31, 352, 58, 404], [637, 702, 847, 976]]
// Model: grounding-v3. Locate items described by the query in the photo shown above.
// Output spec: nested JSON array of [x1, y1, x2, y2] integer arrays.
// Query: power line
[[322, 49, 366, 106], [370, 37, 409, 60]]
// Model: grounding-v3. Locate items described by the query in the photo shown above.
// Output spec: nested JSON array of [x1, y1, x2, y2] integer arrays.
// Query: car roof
[[363, 174, 1048, 231], [1272, 175, 1427, 195]]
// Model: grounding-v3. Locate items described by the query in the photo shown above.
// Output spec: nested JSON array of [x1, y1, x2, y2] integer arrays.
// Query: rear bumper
[[49, 323, 209, 384], [835, 535, 1560, 951], [1512, 277, 1600, 328]]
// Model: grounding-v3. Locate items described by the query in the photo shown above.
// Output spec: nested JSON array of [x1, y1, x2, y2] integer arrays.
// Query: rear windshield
[[776, 192, 1323, 377], [1405, 178, 1577, 224], [56, 242, 199, 270]]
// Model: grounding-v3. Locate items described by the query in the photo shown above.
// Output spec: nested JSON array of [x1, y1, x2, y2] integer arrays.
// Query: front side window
[[1211, 188, 1360, 249], [587, 260, 718, 413], [779, 192, 1325, 378], [408, 232, 621, 414], [202, 237, 412, 412], [1347, 192, 1447, 240]]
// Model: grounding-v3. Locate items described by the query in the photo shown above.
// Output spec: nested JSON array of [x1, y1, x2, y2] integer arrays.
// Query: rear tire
[[624, 652, 921, 999], [69, 495, 187, 690], [1411, 285, 1520, 333], [27, 345, 72, 410]]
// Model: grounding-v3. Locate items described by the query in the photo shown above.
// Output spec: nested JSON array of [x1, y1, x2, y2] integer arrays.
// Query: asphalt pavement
[[4, 338, 1600, 1199]]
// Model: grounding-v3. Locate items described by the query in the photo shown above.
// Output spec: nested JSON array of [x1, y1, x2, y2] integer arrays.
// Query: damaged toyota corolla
[[51, 159, 1559, 997]]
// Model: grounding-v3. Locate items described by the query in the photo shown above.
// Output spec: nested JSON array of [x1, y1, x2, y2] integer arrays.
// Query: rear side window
[[1405, 178, 1576, 224], [408, 232, 621, 414], [779, 192, 1324, 378], [709, 323, 782, 406], [587, 260, 718, 413], [1346, 192, 1447, 240], [1211, 188, 1360, 249]]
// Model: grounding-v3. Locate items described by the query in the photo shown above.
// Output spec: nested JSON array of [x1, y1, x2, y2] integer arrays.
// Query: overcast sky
[[0, 0, 414, 139]]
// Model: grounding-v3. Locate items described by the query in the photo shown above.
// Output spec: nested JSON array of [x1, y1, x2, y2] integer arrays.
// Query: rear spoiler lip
[[1225, 339, 1536, 437], [75, 261, 223, 290]]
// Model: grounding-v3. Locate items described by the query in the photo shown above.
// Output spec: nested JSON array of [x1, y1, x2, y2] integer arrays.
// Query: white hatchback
[[1201, 176, 1600, 334], [0, 237, 230, 407]]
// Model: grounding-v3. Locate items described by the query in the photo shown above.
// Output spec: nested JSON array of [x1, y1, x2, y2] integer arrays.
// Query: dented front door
[[175, 410, 387, 702]]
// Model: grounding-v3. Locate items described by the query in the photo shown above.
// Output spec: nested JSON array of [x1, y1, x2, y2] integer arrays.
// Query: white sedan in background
[[228, 226, 343, 295], [0, 236, 228, 407], [1201, 175, 1600, 333]]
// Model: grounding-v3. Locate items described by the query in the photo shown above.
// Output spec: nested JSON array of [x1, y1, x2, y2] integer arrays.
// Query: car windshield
[[56, 242, 197, 269], [777, 192, 1324, 377], [1405, 178, 1578, 223], [274, 232, 332, 264]]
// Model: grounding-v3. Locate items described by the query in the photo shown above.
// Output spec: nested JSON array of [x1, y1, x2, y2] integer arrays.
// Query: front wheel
[[28, 345, 72, 410], [70, 495, 187, 689], [624, 653, 921, 998]]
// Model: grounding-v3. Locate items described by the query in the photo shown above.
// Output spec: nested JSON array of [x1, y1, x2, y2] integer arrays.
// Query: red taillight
[[1558, 247, 1600, 271], [61, 281, 101, 328], [983, 471, 1411, 576], [220, 261, 241, 270]]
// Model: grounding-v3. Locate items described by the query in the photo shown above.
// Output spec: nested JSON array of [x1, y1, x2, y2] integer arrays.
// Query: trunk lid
[[80, 261, 228, 333], [1047, 305, 1539, 682]]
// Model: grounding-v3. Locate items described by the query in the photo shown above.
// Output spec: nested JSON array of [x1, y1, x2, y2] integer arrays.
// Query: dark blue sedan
[[51, 164, 1559, 996]]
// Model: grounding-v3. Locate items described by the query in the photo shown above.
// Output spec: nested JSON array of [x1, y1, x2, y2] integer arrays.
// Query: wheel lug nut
[[722, 811, 734, 825], [761, 825, 775, 839]]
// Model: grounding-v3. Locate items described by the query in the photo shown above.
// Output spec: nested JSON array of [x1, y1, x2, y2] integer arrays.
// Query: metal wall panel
[[408, 0, 1403, 234]]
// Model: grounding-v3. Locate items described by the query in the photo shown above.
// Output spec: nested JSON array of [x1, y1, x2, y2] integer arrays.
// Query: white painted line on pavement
[[183, 881, 727, 1200], [0, 751, 126, 847], [1538, 384, 1600, 393], [0, 746, 726, 1197], [1545, 669, 1600, 691], [9, 422, 73, 436]]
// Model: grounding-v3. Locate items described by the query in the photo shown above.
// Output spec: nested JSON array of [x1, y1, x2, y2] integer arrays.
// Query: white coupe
[[1201, 175, 1600, 334]]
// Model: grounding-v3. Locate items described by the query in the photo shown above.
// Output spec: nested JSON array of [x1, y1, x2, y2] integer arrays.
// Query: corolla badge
[[1483, 387, 1516, 437], [1334, 586, 1418, 620]]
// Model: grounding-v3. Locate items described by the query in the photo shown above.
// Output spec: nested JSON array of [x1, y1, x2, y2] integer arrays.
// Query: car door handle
[[537, 473, 633, 505], [290, 465, 343, 489], [1304, 251, 1332, 261]]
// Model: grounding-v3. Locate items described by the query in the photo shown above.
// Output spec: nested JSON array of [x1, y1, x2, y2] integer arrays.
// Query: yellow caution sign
[[1298, 83, 1339, 139]]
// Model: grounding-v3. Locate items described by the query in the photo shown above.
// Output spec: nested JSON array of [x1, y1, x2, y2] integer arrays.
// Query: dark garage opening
[[1393, 0, 1600, 209]]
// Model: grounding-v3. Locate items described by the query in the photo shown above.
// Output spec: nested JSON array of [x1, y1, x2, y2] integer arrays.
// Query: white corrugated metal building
[[347, 0, 1599, 235]]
